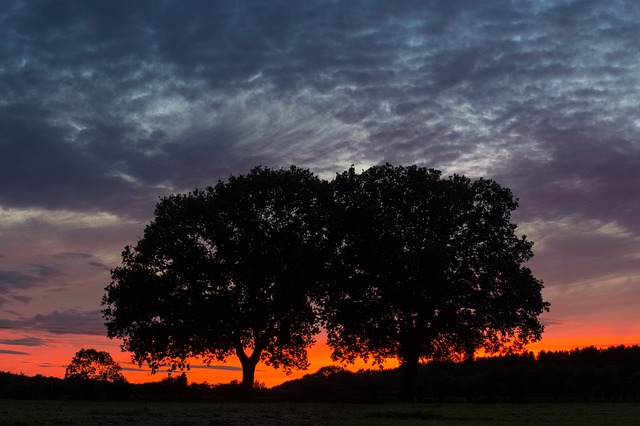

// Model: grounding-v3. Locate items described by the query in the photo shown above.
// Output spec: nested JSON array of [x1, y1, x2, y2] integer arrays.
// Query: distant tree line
[[275, 345, 640, 402], [4, 345, 640, 402], [0, 371, 261, 402]]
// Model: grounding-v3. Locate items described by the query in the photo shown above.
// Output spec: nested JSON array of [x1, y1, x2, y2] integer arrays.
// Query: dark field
[[1, 400, 640, 425]]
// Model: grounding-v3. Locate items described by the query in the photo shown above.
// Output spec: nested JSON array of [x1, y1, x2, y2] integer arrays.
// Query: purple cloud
[[0, 309, 106, 335], [0, 0, 639, 380], [0, 337, 47, 346], [0, 349, 30, 355]]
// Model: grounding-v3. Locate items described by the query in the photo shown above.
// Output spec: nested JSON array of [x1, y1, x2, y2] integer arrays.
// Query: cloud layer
[[1, 0, 640, 379]]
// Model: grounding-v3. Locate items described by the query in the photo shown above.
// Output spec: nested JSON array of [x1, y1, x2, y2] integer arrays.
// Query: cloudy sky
[[1, 0, 640, 385]]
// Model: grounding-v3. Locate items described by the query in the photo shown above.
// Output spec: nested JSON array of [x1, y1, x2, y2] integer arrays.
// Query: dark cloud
[[0, 264, 65, 300], [189, 365, 244, 372], [503, 131, 640, 234], [37, 362, 60, 368], [541, 319, 565, 328], [0, 337, 46, 346], [2, 0, 638, 213], [0, 295, 31, 306], [0, 309, 105, 335], [1, 0, 640, 374], [0, 349, 30, 355], [0, 252, 115, 308], [119, 364, 245, 373], [120, 366, 150, 373], [0, 270, 43, 291], [50, 253, 110, 271], [50, 253, 92, 260]]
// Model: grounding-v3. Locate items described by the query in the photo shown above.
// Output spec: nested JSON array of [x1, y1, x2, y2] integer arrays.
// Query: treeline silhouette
[[275, 345, 640, 402], [0, 371, 265, 402], [3, 345, 640, 402]]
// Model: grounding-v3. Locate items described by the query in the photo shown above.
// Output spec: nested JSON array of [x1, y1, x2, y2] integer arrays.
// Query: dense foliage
[[103, 163, 548, 398], [103, 166, 328, 393], [322, 164, 548, 399], [65, 348, 125, 383]]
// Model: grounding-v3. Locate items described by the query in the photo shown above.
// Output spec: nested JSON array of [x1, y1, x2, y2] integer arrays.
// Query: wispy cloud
[[190, 365, 244, 372], [0, 310, 105, 335], [0, 265, 65, 306], [0, 349, 30, 355], [0, 0, 639, 378], [0, 337, 47, 346]]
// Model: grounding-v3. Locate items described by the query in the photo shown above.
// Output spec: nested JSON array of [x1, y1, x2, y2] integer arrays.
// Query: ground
[[1, 400, 639, 425]]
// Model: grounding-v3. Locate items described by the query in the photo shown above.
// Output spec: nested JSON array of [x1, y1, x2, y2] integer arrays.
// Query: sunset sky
[[1, 0, 640, 387]]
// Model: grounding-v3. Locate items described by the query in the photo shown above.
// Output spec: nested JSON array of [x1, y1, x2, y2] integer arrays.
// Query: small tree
[[102, 166, 329, 396], [65, 348, 125, 382], [322, 164, 549, 400]]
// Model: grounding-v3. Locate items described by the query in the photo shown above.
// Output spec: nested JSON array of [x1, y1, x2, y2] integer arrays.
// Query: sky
[[1, 0, 640, 387]]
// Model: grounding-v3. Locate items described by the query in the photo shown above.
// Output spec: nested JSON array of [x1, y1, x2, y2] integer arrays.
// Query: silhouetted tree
[[321, 164, 549, 400], [102, 166, 328, 396], [65, 348, 125, 382]]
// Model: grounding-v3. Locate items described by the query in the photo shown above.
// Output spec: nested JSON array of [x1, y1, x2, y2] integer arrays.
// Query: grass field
[[1, 400, 640, 425]]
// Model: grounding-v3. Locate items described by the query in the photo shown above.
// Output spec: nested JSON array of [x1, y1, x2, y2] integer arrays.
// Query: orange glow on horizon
[[527, 336, 640, 353], [120, 338, 401, 387], [3, 330, 640, 388], [0, 331, 399, 388]]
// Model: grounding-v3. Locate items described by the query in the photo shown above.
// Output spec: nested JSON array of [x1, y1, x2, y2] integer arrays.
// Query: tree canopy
[[102, 166, 328, 393], [64, 348, 125, 382], [321, 164, 549, 399], [103, 163, 548, 398]]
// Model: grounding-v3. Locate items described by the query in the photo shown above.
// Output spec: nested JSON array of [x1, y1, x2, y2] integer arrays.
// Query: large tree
[[102, 166, 328, 394], [322, 164, 549, 400]]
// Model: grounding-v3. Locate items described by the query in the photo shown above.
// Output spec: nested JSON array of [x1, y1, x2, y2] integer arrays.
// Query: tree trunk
[[398, 354, 419, 402], [235, 344, 261, 400], [239, 357, 258, 399]]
